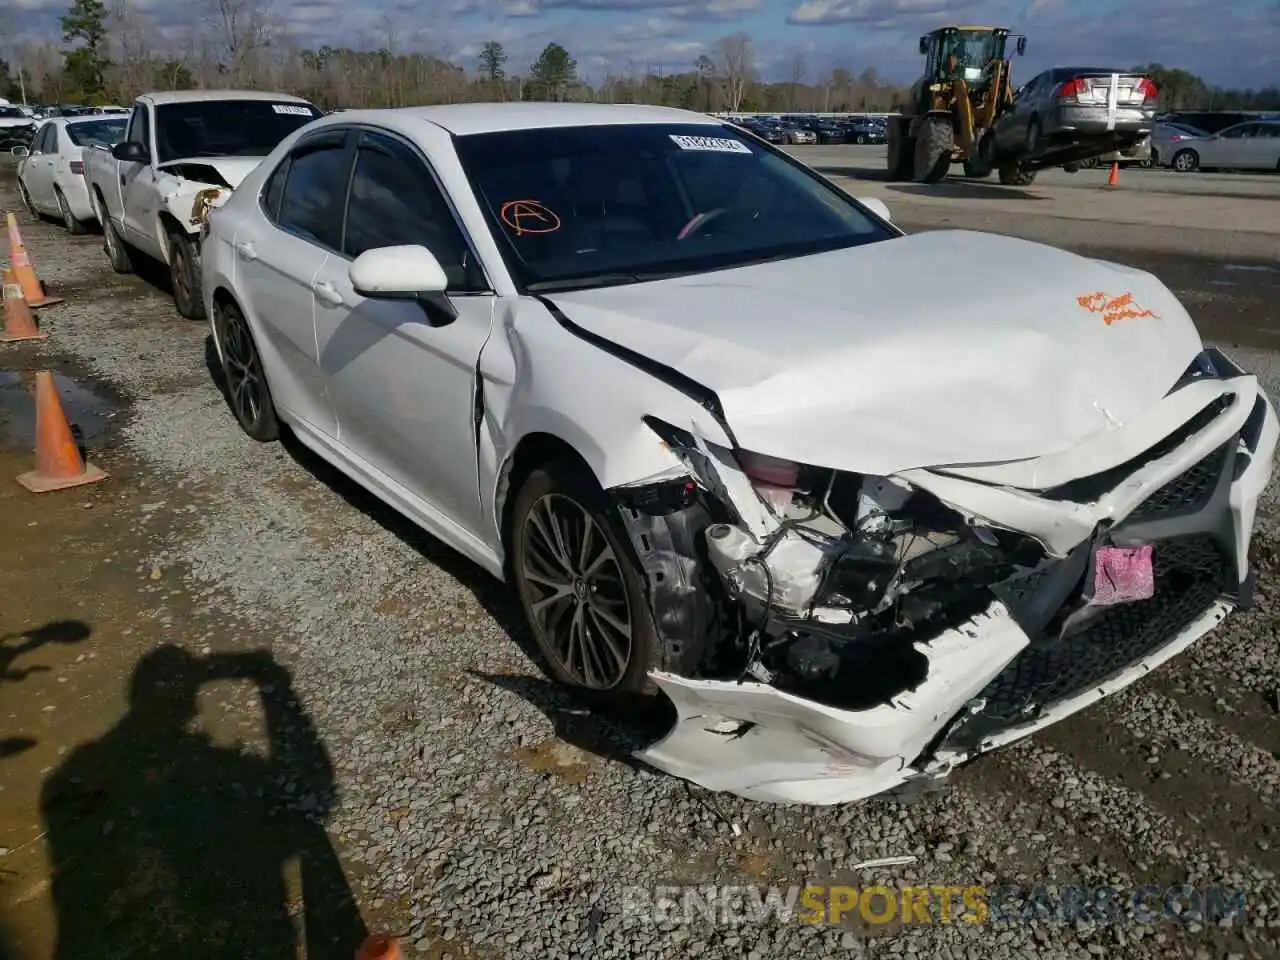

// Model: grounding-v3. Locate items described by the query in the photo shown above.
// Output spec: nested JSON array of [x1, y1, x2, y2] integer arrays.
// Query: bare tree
[[206, 0, 273, 84], [788, 52, 806, 111], [713, 31, 753, 113]]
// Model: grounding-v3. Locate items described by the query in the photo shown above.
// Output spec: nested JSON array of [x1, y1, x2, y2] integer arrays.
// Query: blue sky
[[7, 0, 1279, 89]]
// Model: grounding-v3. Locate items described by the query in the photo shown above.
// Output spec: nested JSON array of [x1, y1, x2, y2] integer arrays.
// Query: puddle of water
[[0, 371, 119, 450]]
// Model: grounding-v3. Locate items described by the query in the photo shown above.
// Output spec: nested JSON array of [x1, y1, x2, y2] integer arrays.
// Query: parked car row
[[729, 114, 888, 146]]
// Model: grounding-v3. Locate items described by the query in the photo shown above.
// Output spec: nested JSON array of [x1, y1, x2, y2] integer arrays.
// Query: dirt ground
[[1, 155, 1278, 960]]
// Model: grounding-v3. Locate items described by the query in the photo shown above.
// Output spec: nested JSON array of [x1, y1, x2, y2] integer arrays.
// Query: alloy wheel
[[171, 245, 190, 307], [219, 306, 265, 428], [520, 493, 633, 690]]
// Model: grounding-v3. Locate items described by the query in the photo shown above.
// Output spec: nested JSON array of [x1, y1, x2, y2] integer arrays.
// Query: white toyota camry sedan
[[201, 103, 1278, 805]]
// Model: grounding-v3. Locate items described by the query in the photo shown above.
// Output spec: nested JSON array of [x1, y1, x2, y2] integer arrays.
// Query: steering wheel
[[677, 208, 730, 240]]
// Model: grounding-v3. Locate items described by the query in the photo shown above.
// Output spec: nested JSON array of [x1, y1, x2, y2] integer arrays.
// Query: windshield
[[65, 117, 128, 147], [453, 123, 893, 291], [0, 107, 27, 119], [153, 100, 322, 163], [941, 31, 1002, 76]]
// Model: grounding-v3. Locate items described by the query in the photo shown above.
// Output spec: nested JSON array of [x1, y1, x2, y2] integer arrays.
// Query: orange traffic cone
[[6, 212, 63, 308], [355, 935, 401, 960], [1107, 162, 1120, 186], [16, 371, 108, 493], [2, 267, 48, 342]]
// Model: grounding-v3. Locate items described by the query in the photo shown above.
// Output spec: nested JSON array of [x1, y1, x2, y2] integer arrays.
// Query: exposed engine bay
[[616, 432, 1055, 712]]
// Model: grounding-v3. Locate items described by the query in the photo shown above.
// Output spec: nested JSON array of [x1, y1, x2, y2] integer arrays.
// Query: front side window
[[342, 134, 483, 291], [65, 118, 128, 148], [276, 143, 350, 250], [454, 123, 894, 292], [153, 100, 323, 164]]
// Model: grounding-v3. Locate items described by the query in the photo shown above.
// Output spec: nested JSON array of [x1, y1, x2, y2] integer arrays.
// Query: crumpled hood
[[158, 156, 264, 188], [548, 230, 1203, 475]]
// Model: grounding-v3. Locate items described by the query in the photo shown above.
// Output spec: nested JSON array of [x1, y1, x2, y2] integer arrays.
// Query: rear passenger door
[[238, 128, 351, 436], [311, 126, 496, 536]]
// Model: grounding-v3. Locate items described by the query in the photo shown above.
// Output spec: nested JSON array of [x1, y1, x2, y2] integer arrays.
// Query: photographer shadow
[[41, 645, 366, 960]]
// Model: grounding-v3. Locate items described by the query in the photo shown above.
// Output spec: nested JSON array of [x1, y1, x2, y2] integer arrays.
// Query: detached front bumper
[[636, 361, 1278, 805]]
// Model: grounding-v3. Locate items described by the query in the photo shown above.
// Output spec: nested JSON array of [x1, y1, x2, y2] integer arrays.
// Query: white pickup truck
[[83, 89, 323, 319]]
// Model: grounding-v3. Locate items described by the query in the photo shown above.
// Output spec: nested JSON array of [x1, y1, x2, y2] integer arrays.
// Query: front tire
[[17, 180, 38, 220], [913, 117, 954, 183], [214, 299, 279, 442], [168, 229, 206, 320], [511, 461, 659, 697]]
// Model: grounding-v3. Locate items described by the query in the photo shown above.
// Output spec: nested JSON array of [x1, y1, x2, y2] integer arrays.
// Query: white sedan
[[201, 103, 1278, 805], [15, 115, 128, 233]]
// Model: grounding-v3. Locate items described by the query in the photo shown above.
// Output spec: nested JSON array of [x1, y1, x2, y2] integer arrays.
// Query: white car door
[[24, 124, 58, 212], [234, 129, 348, 437], [311, 127, 496, 535]]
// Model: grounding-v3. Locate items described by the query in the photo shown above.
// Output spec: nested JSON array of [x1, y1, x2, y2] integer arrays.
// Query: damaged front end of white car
[[608, 348, 1277, 805]]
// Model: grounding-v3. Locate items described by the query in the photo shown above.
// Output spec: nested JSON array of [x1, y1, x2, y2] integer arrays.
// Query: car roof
[[140, 90, 315, 106], [312, 102, 722, 137]]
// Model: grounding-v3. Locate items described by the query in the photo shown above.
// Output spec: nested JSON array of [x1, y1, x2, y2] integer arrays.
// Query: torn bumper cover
[[616, 354, 1278, 804]]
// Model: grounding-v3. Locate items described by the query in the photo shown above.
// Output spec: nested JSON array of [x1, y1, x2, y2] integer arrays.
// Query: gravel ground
[[2, 160, 1278, 959]]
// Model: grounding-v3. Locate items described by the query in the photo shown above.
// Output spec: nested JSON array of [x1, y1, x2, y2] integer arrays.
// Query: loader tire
[[962, 158, 992, 178], [913, 117, 954, 184], [998, 163, 1037, 186], [885, 122, 914, 181]]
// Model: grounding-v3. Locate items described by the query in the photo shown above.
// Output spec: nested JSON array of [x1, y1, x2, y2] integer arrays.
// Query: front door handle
[[313, 280, 344, 306], [235, 241, 257, 261]]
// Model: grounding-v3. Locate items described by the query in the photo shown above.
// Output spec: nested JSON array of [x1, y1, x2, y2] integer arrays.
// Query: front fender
[[477, 299, 735, 557]]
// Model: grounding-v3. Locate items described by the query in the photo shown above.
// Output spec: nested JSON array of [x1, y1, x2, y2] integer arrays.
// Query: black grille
[[1040, 396, 1231, 503], [1124, 443, 1229, 523], [943, 536, 1227, 750]]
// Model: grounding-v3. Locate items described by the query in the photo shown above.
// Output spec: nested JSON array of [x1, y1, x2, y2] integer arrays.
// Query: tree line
[[2, 0, 1275, 115]]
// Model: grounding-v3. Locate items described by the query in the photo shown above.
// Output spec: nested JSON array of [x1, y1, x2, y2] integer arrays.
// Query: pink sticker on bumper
[[1090, 545, 1155, 606]]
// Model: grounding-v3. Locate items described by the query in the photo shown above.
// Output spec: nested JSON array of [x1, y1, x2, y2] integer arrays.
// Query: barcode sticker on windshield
[[272, 104, 314, 116], [669, 135, 751, 154]]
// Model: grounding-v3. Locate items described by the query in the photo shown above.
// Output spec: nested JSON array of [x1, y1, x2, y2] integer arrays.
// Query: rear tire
[[214, 298, 280, 442], [998, 163, 1037, 186], [510, 460, 661, 698], [1172, 149, 1199, 173], [913, 116, 954, 183], [98, 196, 135, 274], [167, 228, 206, 320], [56, 189, 88, 235], [1025, 117, 1043, 155]]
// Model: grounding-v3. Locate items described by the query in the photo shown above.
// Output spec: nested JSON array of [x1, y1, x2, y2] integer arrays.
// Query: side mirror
[[1015, 36, 1027, 56], [918, 37, 929, 55], [10, 145, 28, 158], [858, 197, 892, 223], [112, 140, 148, 163], [350, 245, 456, 323]]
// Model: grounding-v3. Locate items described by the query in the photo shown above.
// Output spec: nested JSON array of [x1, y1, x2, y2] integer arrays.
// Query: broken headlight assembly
[[640, 416, 1047, 707]]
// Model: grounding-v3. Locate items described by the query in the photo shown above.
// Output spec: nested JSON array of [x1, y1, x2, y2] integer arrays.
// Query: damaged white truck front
[[578, 261, 1279, 805], [83, 90, 323, 321]]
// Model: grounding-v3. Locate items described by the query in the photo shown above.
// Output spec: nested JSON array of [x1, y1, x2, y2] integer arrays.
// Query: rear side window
[[260, 159, 289, 221], [276, 143, 351, 250]]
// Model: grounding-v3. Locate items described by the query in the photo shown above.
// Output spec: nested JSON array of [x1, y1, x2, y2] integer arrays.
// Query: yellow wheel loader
[[886, 26, 1028, 184]]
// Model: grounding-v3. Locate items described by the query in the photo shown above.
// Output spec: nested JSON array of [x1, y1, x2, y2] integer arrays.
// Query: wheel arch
[[495, 430, 601, 579]]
